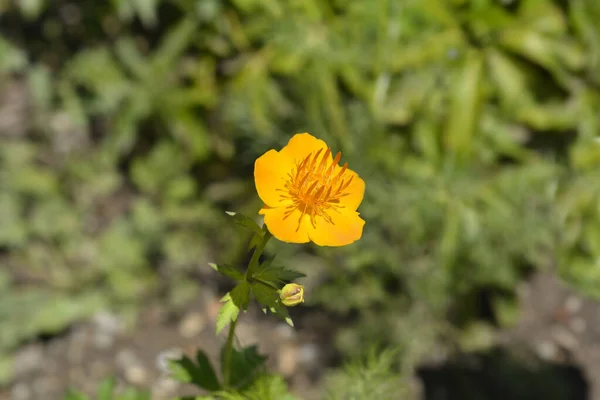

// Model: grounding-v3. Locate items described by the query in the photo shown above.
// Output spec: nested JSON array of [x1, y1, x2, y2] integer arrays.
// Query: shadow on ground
[[418, 347, 588, 400]]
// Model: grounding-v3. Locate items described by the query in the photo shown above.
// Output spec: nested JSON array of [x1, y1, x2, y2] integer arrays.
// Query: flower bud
[[280, 283, 304, 307]]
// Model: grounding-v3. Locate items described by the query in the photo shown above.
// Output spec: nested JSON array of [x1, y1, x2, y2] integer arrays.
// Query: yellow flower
[[254, 133, 365, 246]]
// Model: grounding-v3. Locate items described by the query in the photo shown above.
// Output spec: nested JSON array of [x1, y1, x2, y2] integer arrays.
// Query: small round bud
[[280, 283, 304, 307]]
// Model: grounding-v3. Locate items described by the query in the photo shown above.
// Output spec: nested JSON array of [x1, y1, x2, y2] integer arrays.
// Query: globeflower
[[280, 283, 305, 307], [254, 133, 365, 246]]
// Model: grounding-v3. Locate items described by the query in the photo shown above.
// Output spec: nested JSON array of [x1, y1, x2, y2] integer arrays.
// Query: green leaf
[[236, 374, 297, 400], [272, 303, 294, 327], [253, 262, 306, 286], [253, 254, 275, 273], [115, 38, 150, 81], [63, 389, 87, 400], [443, 51, 483, 163], [151, 17, 198, 72], [132, 0, 158, 27], [168, 357, 193, 383], [167, 351, 221, 391], [209, 263, 244, 281], [248, 232, 263, 250], [250, 283, 293, 326], [486, 49, 531, 110], [230, 281, 251, 311], [195, 351, 221, 391], [216, 294, 240, 334], [97, 377, 116, 400], [168, 110, 210, 161], [518, 0, 566, 35], [220, 345, 267, 390], [250, 281, 279, 309], [226, 211, 264, 238], [499, 28, 561, 77]]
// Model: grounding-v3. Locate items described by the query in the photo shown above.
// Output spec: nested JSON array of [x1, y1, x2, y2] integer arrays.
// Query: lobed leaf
[[168, 351, 221, 391], [219, 344, 267, 390]]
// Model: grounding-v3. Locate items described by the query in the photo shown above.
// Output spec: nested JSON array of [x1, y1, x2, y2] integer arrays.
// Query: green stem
[[245, 230, 272, 279], [223, 316, 238, 386], [223, 229, 272, 387]]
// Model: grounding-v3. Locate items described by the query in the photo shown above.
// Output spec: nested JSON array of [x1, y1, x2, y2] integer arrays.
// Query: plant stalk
[[223, 316, 238, 386], [223, 229, 272, 386]]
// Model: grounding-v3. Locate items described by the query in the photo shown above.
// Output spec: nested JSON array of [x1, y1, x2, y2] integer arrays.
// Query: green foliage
[[167, 341, 270, 395], [253, 261, 306, 286], [324, 349, 409, 400], [219, 345, 267, 390], [216, 289, 245, 334], [168, 351, 221, 392], [1, 0, 600, 397], [225, 211, 264, 240], [557, 169, 600, 298], [193, 374, 297, 400], [64, 377, 150, 400], [214, 215, 303, 333]]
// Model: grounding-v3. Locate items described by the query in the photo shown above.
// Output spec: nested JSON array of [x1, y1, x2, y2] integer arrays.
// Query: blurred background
[[2, 0, 600, 399]]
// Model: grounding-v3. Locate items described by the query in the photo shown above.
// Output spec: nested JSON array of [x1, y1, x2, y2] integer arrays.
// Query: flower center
[[278, 147, 353, 230]]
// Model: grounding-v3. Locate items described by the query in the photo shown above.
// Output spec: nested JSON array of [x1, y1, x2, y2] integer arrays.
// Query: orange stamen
[[279, 147, 352, 231]]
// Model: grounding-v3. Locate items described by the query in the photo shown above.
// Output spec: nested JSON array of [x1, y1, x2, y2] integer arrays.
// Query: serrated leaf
[[209, 263, 244, 281], [216, 282, 252, 334], [216, 294, 240, 334], [250, 282, 280, 309], [253, 254, 275, 273], [220, 345, 267, 390], [272, 303, 294, 327], [230, 281, 251, 311], [226, 211, 264, 238], [167, 351, 221, 391], [274, 268, 306, 282], [253, 263, 306, 286], [248, 232, 263, 250], [167, 357, 193, 383], [250, 283, 293, 326], [240, 374, 297, 400], [195, 350, 221, 391]]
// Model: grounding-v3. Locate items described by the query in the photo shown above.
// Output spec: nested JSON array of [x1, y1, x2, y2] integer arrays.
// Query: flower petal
[[254, 149, 294, 207], [338, 169, 365, 211], [260, 206, 311, 244], [308, 208, 365, 247], [279, 133, 331, 164]]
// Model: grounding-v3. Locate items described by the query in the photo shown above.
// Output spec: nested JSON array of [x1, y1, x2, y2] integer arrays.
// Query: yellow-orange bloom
[[254, 133, 365, 246]]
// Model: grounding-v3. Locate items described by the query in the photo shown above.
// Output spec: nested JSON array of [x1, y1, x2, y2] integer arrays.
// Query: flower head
[[254, 133, 365, 246], [280, 283, 305, 307]]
